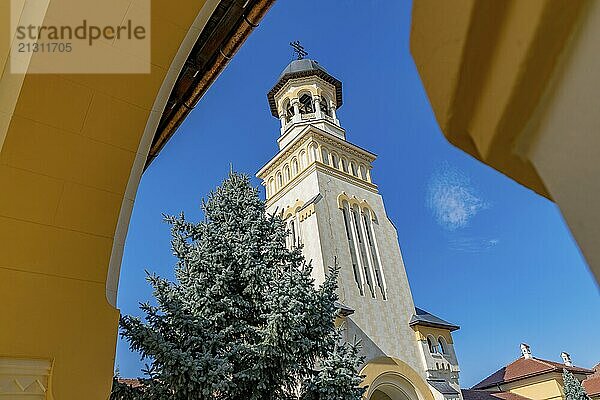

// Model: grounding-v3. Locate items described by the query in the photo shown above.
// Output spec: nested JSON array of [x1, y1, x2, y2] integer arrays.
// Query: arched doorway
[[371, 383, 414, 400], [360, 357, 434, 400]]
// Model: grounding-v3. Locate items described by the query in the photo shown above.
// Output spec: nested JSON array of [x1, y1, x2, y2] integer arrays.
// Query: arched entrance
[[371, 384, 413, 400], [360, 357, 435, 400]]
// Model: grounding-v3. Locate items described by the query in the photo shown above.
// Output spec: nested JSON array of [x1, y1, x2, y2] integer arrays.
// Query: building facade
[[463, 344, 598, 400], [257, 57, 461, 400]]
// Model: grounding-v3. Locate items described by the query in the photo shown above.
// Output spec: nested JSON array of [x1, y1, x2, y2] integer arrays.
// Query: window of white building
[[342, 201, 363, 296]]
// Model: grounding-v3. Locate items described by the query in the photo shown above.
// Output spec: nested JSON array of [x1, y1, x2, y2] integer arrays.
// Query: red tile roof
[[117, 378, 143, 388], [583, 364, 600, 396], [462, 389, 532, 400], [472, 357, 594, 390]]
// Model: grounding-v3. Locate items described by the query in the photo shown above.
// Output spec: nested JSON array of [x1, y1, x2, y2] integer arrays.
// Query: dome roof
[[277, 59, 330, 79], [267, 59, 343, 118]]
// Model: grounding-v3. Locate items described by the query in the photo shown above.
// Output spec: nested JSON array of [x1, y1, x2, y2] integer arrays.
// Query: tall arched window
[[320, 96, 330, 116], [427, 336, 437, 354], [363, 211, 385, 299], [283, 165, 290, 182], [341, 158, 349, 173], [352, 205, 374, 298], [321, 148, 329, 165], [309, 143, 318, 162], [298, 93, 314, 114], [350, 162, 358, 177], [276, 172, 282, 188], [268, 178, 275, 197], [342, 201, 363, 296], [291, 158, 298, 176], [299, 150, 307, 169], [283, 99, 293, 123], [359, 164, 367, 180], [331, 152, 339, 169], [438, 337, 447, 354]]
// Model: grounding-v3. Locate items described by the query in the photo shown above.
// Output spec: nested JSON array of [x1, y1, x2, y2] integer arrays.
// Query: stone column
[[314, 96, 323, 119], [331, 104, 339, 125], [292, 100, 301, 123]]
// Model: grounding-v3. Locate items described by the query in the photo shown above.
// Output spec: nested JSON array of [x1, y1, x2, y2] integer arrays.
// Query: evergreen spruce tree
[[116, 172, 365, 400], [563, 369, 591, 400]]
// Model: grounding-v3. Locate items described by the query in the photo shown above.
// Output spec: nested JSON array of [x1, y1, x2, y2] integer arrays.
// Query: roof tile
[[472, 357, 594, 390]]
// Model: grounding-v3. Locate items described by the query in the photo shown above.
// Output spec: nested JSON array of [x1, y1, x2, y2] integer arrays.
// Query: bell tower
[[257, 51, 462, 400], [267, 57, 344, 149]]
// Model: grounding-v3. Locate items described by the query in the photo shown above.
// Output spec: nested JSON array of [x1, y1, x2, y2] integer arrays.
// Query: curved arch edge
[[360, 357, 435, 400]]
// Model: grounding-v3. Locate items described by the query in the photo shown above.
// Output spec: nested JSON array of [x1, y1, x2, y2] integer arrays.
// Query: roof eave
[[267, 70, 343, 117], [409, 320, 460, 332]]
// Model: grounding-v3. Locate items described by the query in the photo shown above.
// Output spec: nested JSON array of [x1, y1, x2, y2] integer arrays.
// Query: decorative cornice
[[268, 68, 342, 118], [315, 163, 378, 193], [257, 126, 376, 179], [272, 75, 337, 112], [277, 118, 346, 147]]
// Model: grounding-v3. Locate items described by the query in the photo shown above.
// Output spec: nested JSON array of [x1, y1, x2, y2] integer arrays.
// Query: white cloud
[[447, 236, 500, 253], [427, 165, 489, 230]]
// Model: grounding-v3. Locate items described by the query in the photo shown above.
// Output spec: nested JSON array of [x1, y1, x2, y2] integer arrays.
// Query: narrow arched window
[[438, 337, 447, 354], [320, 96, 329, 116], [331, 152, 339, 169], [352, 206, 374, 298], [363, 211, 385, 300], [283, 99, 293, 123], [299, 150, 307, 169], [342, 201, 363, 296], [341, 158, 348, 173], [291, 158, 298, 176], [276, 172, 282, 188], [350, 162, 358, 177], [321, 148, 329, 165], [283, 165, 290, 182], [427, 336, 436, 353], [359, 164, 367, 180], [309, 143, 318, 162], [268, 178, 275, 197], [299, 93, 314, 114]]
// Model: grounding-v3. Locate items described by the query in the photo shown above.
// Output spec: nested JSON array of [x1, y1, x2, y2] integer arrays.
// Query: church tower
[[258, 53, 462, 400]]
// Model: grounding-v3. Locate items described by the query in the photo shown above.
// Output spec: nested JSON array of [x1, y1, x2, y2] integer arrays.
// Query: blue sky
[[116, 0, 599, 387]]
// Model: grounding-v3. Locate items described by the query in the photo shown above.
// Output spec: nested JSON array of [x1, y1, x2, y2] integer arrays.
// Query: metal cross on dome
[[290, 41, 308, 60]]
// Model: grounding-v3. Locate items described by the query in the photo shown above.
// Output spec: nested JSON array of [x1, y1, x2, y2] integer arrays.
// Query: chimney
[[561, 352, 573, 367], [520, 343, 532, 359]]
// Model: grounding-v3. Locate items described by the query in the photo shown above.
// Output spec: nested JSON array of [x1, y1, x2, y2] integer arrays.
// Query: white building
[[257, 56, 462, 400]]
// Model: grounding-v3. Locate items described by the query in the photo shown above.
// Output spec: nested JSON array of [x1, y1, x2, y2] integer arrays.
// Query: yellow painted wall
[[505, 376, 563, 400], [0, 0, 212, 398], [410, 0, 600, 284]]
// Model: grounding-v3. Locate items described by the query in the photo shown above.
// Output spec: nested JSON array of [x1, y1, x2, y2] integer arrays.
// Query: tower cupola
[[521, 343, 533, 359], [267, 57, 344, 149]]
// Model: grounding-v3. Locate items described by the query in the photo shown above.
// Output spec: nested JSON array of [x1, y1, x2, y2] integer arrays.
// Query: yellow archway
[[361, 357, 435, 400], [0, 0, 272, 398]]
